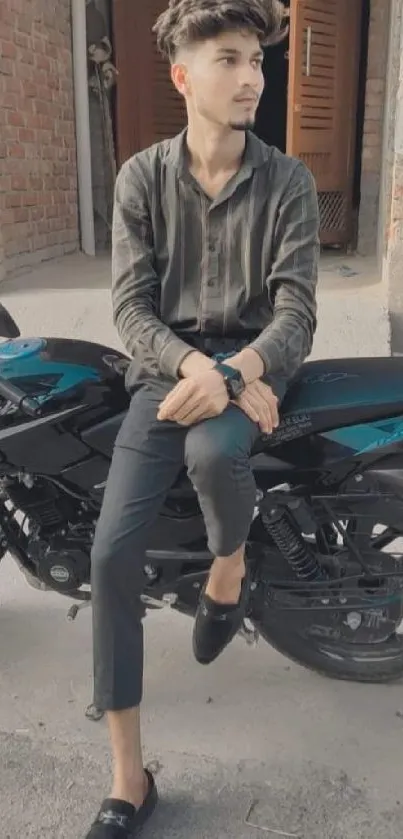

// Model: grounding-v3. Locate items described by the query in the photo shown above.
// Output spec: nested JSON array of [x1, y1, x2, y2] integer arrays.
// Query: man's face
[[172, 29, 265, 131]]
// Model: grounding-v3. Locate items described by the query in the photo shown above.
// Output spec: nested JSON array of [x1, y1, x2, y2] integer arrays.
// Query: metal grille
[[318, 191, 347, 233]]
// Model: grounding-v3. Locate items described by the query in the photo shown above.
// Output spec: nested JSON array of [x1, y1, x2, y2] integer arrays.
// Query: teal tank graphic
[[0, 338, 100, 405]]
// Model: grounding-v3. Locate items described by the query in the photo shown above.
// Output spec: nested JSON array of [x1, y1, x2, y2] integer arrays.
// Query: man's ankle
[[210, 554, 245, 580], [111, 770, 148, 809]]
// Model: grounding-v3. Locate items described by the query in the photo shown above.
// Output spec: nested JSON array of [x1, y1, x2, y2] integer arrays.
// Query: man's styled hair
[[153, 0, 286, 62]]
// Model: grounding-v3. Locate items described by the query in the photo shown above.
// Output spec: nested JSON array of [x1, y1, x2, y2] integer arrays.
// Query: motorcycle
[[2, 302, 403, 689]]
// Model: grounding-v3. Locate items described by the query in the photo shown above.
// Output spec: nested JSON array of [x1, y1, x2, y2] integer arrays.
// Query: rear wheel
[[250, 505, 403, 682]]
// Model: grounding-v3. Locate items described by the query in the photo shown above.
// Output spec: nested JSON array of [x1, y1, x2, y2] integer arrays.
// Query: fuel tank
[[0, 337, 130, 474], [0, 336, 128, 403]]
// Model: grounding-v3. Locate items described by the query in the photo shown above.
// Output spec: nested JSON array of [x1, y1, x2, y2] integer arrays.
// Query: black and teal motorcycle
[[1, 302, 403, 684]]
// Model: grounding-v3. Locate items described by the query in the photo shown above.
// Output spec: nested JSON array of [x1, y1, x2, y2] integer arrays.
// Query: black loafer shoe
[[85, 769, 158, 837], [193, 567, 251, 665]]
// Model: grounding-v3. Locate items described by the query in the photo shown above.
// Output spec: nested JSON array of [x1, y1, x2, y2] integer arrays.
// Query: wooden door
[[113, 0, 186, 166], [287, 0, 362, 245]]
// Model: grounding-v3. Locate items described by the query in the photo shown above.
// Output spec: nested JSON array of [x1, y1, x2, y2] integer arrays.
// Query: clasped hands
[[157, 367, 279, 435]]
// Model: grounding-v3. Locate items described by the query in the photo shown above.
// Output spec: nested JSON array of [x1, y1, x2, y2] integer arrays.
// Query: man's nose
[[238, 65, 261, 89]]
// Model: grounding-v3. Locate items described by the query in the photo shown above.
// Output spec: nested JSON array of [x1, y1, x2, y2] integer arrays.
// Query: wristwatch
[[214, 362, 246, 399]]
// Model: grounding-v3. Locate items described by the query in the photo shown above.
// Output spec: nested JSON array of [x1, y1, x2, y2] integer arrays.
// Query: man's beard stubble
[[229, 118, 256, 132]]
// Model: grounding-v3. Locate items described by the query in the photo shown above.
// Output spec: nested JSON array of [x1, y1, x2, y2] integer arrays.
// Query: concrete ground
[[0, 252, 401, 839]]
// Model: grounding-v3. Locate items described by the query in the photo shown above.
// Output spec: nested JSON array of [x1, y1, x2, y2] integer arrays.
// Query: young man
[[86, 1, 320, 836]]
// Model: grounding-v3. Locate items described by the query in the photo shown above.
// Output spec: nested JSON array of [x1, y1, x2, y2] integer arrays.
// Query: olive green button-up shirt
[[112, 129, 320, 395]]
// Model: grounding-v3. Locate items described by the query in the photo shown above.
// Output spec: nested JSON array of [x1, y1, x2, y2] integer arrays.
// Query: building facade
[[0, 0, 79, 280], [1, 0, 403, 359]]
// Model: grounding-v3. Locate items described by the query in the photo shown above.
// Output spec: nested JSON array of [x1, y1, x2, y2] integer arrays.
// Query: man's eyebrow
[[215, 47, 264, 58]]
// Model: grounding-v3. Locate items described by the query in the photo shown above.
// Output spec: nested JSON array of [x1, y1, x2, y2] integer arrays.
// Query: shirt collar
[[165, 127, 271, 179]]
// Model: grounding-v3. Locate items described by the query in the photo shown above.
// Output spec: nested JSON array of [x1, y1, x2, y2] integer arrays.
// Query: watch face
[[229, 376, 245, 398], [220, 365, 245, 398], [215, 363, 245, 398]]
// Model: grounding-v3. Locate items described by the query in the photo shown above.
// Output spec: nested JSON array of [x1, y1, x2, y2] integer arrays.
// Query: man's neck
[[186, 123, 247, 179]]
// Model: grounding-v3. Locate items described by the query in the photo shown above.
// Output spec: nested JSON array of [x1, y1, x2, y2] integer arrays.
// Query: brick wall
[[0, 0, 79, 277], [358, 0, 391, 255]]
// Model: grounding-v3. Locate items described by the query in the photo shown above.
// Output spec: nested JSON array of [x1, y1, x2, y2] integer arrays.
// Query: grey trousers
[[91, 381, 260, 711]]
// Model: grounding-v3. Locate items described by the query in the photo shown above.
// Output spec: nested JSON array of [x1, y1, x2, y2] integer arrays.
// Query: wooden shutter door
[[287, 0, 362, 245], [113, 0, 186, 166]]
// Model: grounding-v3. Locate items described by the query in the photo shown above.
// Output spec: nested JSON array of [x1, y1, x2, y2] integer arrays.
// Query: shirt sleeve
[[249, 161, 320, 383], [111, 158, 193, 379]]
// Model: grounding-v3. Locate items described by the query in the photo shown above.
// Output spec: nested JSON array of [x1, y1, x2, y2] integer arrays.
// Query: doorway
[[253, 0, 290, 153], [254, 0, 366, 249], [113, 0, 367, 249]]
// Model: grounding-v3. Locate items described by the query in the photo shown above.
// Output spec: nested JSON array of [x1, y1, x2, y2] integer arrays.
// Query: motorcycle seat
[[279, 357, 403, 428]]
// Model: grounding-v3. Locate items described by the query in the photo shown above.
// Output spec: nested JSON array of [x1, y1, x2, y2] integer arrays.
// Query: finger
[[169, 394, 205, 423], [159, 380, 185, 407], [158, 382, 194, 419], [236, 396, 260, 425], [253, 383, 279, 429], [246, 394, 273, 434], [177, 406, 215, 426], [269, 397, 279, 428]]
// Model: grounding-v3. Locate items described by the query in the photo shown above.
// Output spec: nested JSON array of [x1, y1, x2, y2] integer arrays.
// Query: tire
[[251, 611, 403, 683], [249, 490, 403, 683]]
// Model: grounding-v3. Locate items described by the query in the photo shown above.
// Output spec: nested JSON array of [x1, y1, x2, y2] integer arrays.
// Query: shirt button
[[207, 278, 215, 287], [208, 242, 217, 253]]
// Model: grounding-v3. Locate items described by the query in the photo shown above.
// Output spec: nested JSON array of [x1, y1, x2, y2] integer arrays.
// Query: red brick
[[0, 7, 14, 27], [7, 110, 25, 127], [11, 175, 27, 190], [12, 207, 29, 223], [8, 142, 26, 158], [33, 37, 45, 54], [30, 176, 43, 190], [1, 40, 17, 60], [5, 193, 22, 208], [23, 192, 38, 207], [37, 84, 53, 101], [31, 206, 45, 221], [4, 76, 22, 94], [35, 99, 49, 116], [18, 127, 35, 143], [18, 63, 34, 80], [20, 46, 35, 66], [3, 92, 16, 108], [37, 219, 51, 234], [18, 14, 33, 35], [40, 114, 54, 130], [15, 31, 30, 49], [32, 68, 47, 85], [45, 42, 58, 60], [45, 204, 57, 218], [0, 57, 13, 74], [35, 53, 51, 72], [25, 112, 42, 130], [24, 81, 38, 98], [0, 22, 13, 41]]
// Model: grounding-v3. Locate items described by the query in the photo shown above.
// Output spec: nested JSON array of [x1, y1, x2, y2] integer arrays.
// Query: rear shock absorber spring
[[262, 505, 327, 582]]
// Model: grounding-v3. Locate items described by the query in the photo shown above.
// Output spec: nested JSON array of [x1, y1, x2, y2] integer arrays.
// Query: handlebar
[[0, 377, 42, 417]]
